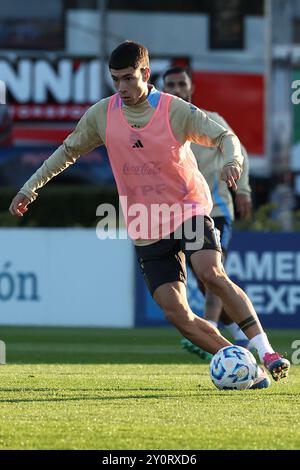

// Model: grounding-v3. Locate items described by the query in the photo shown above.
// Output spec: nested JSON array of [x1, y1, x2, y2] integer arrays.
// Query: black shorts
[[135, 215, 222, 296]]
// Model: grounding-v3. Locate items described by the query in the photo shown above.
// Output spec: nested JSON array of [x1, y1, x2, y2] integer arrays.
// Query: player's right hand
[[221, 164, 241, 190], [9, 193, 31, 217]]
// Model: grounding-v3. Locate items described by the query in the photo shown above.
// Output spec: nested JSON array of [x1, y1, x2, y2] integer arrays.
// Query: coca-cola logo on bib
[[123, 161, 161, 176]]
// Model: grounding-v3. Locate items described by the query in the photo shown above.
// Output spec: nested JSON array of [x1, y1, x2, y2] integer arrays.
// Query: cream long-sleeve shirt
[[19, 87, 244, 204]]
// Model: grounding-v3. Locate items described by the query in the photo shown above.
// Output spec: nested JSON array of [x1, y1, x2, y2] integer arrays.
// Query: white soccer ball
[[209, 345, 258, 390]]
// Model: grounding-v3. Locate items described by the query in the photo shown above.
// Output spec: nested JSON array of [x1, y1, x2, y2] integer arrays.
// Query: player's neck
[[135, 85, 152, 105], [123, 85, 154, 109]]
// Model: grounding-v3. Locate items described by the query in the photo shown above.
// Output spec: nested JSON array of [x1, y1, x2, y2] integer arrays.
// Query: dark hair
[[109, 41, 150, 70], [163, 66, 192, 81]]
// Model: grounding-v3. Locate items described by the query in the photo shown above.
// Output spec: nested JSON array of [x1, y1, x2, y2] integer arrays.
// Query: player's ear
[[191, 83, 196, 95], [141, 67, 151, 82]]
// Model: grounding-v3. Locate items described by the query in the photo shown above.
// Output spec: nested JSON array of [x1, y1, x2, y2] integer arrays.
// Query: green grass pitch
[[0, 326, 300, 450]]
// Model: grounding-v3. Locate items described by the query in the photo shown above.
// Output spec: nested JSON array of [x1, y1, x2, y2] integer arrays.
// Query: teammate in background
[[163, 67, 252, 358], [9, 41, 290, 387]]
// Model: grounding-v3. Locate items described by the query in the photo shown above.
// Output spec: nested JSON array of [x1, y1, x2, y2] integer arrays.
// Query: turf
[[0, 327, 300, 450]]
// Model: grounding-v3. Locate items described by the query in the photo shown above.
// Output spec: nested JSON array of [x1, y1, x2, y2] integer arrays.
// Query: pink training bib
[[106, 91, 213, 240]]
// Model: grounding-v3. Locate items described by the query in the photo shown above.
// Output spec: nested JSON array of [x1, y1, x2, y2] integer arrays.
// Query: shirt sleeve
[[170, 98, 244, 170], [19, 102, 104, 201]]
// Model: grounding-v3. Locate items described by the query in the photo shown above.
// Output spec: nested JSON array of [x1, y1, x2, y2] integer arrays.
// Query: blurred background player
[[163, 67, 252, 359]]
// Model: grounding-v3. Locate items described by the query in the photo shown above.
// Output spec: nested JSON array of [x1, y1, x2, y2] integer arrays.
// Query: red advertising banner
[[192, 71, 264, 156]]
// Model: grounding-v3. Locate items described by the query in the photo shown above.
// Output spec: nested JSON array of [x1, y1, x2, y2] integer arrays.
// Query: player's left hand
[[221, 164, 241, 190], [9, 193, 30, 217], [235, 193, 252, 219]]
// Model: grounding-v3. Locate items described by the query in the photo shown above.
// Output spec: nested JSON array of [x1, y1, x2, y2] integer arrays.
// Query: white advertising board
[[0, 228, 134, 327]]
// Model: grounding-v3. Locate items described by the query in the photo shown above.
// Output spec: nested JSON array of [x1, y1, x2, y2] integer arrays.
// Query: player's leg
[[220, 309, 250, 348], [183, 216, 246, 357], [153, 281, 231, 354], [189, 216, 249, 344], [135, 238, 232, 355], [183, 215, 290, 381], [190, 248, 290, 380], [209, 217, 249, 345], [191, 249, 263, 338], [188, 249, 222, 329], [189, 256, 222, 328], [154, 280, 270, 389], [179, 262, 211, 359], [202, 216, 229, 329], [179, 275, 219, 359]]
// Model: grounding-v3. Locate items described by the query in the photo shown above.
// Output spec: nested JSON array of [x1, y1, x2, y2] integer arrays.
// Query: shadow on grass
[[1, 390, 291, 404], [6, 355, 207, 365], [0, 391, 206, 404]]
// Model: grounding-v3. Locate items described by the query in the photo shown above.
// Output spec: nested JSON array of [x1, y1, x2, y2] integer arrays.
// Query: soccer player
[[9, 41, 290, 385], [163, 67, 251, 357]]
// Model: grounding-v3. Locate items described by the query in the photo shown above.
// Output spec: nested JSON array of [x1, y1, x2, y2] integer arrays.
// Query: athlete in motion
[[9, 41, 290, 386], [163, 67, 252, 358]]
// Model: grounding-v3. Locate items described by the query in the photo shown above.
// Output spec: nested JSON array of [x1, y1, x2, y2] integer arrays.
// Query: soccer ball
[[209, 345, 258, 390]]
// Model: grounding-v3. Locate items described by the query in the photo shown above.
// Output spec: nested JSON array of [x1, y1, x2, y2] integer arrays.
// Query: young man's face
[[163, 71, 193, 103], [110, 66, 150, 106]]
